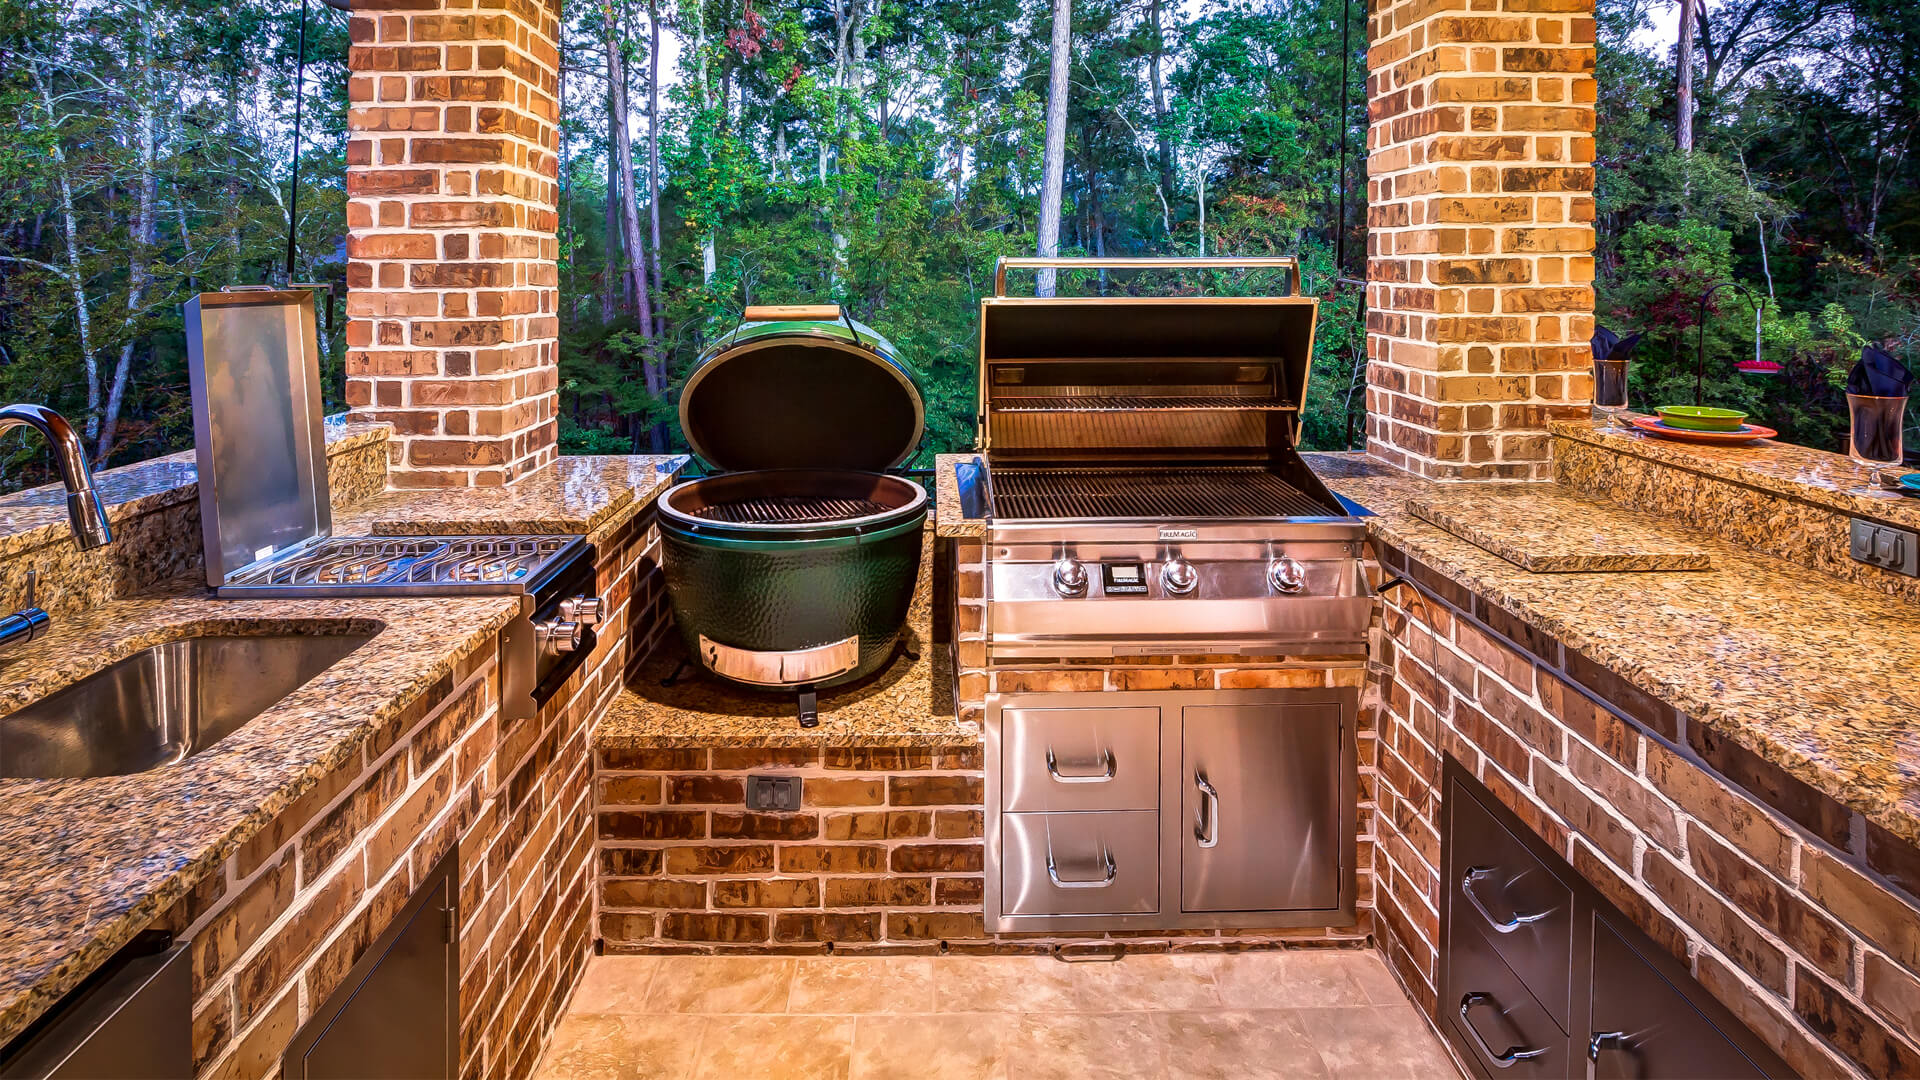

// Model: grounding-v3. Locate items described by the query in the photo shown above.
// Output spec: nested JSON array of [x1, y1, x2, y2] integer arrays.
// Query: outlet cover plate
[[746, 775, 803, 812], [1850, 517, 1919, 576]]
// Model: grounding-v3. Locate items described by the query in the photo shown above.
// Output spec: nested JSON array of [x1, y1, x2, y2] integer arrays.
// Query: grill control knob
[[561, 596, 604, 626], [1161, 557, 1199, 596], [1052, 557, 1090, 597], [535, 619, 584, 657], [1269, 557, 1307, 594]]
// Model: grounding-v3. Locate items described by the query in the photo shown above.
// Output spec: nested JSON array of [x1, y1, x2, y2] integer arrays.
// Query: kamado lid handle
[[992, 256, 1303, 298], [742, 303, 866, 350]]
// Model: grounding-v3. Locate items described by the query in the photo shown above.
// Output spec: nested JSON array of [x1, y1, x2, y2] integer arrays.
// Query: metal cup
[[1847, 393, 1906, 468]]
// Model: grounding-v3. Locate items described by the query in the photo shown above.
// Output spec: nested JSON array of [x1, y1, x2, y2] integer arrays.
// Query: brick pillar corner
[[343, 0, 562, 488], [1364, 0, 1598, 481]]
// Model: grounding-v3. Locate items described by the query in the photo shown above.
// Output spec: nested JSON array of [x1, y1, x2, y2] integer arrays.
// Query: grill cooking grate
[[989, 467, 1332, 520], [696, 495, 890, 525]]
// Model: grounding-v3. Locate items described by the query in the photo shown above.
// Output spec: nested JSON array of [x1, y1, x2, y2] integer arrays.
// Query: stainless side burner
[[221, 536, 579, 594]]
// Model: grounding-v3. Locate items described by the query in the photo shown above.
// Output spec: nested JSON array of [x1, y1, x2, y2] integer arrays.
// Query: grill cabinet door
[[1587, 916, 1772, 1079], [1180, 702, 1341, 912]]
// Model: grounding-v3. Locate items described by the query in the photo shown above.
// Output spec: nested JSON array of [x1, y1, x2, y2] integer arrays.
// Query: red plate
[[1629, 415, 1778, 444]]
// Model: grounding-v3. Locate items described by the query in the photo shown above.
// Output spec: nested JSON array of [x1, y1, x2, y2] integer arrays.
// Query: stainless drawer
[[1001, 706, 1159, 812], [1447, 778, 1575, 1032], [1443, 917, 1572, 1080], [1001, 811, 1159, 916]]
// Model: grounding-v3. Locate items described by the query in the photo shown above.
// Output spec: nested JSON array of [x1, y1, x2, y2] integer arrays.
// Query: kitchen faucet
[[0, 404, 113, 655]]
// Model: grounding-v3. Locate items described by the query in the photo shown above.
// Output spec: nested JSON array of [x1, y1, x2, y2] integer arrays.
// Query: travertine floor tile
[[789, 957, 938, 1014], [533, 1013, 703, 1080], [1158, 1009, 1331, 1080], [537, 951, 1464, 1080], [1296, 1003, 1463, 1080], [642, 956, 795, 1014], [1209, 950, 1379, 1009], [850, 1014, 1009, 1080], [691, 1015, 854, 1080]]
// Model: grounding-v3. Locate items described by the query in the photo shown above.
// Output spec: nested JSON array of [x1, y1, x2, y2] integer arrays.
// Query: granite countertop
[[1310, 451, 1920, 849], [0, 581, 518, 1047], [597, 538, 977, 748], [336, 454, 687, 538], [932, 452, 985, 537], [1552, 415, 1920, 530], [1405, 487, 1713, 573], [0, 418, 390, 558]]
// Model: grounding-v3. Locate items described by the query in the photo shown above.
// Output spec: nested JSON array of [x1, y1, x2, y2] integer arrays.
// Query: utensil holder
[[1848, 393, 1906, 468]]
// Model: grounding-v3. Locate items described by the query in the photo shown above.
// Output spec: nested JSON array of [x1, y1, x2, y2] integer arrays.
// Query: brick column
[[343, 0, 562, 488], [1364, 0, 1598, 481]]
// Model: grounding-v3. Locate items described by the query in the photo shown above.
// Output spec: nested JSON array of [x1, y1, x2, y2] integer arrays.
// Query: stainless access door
[[1181, 702, 1342, 912]]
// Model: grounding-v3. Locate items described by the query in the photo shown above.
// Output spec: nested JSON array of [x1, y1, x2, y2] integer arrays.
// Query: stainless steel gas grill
[[976, 257, 1370, 936]]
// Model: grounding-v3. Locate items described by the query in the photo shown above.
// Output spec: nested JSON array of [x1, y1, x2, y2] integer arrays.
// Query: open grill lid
[[681, 305, 924, 473], [978, 257, 1319, 464]]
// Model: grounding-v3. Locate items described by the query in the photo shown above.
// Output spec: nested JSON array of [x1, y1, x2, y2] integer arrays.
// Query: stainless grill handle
[[1194, 773, 1221, 849], [1045, 746, 1116, 783], [992, 256, 1303, 298], [1463, 866, 1550, 934], [1046, 849, 1118, 889], [1459, 993, 1548, 1067]]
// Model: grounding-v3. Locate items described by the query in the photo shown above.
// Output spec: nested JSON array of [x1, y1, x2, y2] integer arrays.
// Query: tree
[[1034, 0, 1071, 297]]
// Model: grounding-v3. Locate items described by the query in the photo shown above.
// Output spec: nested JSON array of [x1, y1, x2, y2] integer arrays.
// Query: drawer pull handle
[[1463, 866, 1550, 933], [1586, 1030, 1631, 1080], [1046, 849, 1118, 889], [1194, 774, 1221, 849], [1045, 746, 1116, 783], [1459, 992, 1548, 1067]]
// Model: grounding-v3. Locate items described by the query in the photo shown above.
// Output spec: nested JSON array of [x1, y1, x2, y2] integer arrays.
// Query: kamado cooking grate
[[990, 467, 1332, 520], [697, 494, 890, 525]]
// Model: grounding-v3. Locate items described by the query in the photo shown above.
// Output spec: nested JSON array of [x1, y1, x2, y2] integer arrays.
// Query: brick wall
[[1369, 539, 1920, 1078], [1363, 0, 1598, 480], [151, 506, 666, 1080], [342, 0, 562, 487]]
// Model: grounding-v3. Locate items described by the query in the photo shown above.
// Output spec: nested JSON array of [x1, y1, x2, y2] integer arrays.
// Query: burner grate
[[695, 495, 889, 525], [989, 467, 1332, 520], [225, 536, 575, 588]]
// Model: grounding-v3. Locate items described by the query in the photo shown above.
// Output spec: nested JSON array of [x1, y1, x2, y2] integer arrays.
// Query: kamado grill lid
[[681, 305, 924, 472]]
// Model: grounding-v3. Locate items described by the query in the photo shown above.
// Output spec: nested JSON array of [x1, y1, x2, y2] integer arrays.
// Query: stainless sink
[[0, 631, 376, 779]]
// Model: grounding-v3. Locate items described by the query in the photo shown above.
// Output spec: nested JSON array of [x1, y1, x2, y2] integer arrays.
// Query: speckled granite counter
[[933, 452, 984, 537], [1405, 487, 1713, 572], [1309, 451, 1920, 850], [0, 581, 517, 1048], [336, 454, 687, 538], [596, 536, 975, 748]]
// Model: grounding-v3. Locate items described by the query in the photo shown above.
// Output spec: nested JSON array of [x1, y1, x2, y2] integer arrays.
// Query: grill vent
[[989, 468, 1331, 520], [695, 495, 889, 525]]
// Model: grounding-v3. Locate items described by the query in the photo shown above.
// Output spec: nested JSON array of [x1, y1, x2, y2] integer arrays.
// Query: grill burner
[[694, 495, 889, 525], [223, 536, 576, 589], [989, 467, 1330, 521]]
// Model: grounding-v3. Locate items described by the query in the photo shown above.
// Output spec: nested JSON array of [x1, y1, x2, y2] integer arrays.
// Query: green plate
[[1656, 405, 1748, 432]]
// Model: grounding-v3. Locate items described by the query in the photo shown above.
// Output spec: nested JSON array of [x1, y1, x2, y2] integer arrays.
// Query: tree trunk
[[1035, 0, 1071, 297], [32, 63, 101, 438], [99, 7, 160, 463], [602, 153, 619, 323], [605, 5, 664, 449], [1148, 0, 1175, 219], [1676, 0, 1696, 153], [646, 0, 665, 329]]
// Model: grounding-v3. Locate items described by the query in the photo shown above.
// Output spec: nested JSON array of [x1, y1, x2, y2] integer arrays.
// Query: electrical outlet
[[745, 775, 803, 812], [1850, 517, 1919, 576]]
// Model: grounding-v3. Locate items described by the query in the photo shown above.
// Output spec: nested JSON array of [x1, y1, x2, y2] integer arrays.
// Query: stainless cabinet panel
[[0, 935, 191, 1080], [1180, 702, 1341, 913], [1002, 706, 1160, 812], [1587, 916, 1770, 1080], [1002, 811, 1159, 916], [1447, 779, 1575, 1032], [1444, 918, 1572, 1080]]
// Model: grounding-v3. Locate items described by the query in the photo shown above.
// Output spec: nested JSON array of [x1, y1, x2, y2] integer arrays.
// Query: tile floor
[[533, 950, 1466, 1080]]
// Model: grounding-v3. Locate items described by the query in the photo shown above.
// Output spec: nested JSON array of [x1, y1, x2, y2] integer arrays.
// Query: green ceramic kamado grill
[[657, 305, 927, 725]]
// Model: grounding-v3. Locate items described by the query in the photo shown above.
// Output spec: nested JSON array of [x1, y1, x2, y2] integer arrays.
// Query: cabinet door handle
[[1046, 849, 1118, 889], [1586, 1030, 1631, 1080], [1045, 746, 1116, 783], [1463, 866, 1550, 933], [1459, 992, 1548, 1068], [1194, 773, 1221, 849]]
